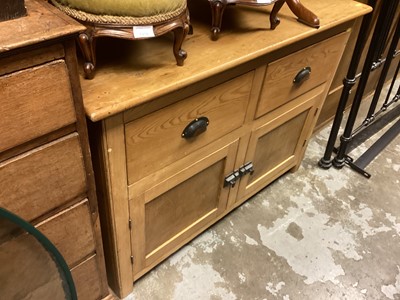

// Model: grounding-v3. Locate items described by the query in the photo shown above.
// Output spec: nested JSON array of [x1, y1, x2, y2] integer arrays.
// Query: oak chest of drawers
[[0, 1, 110, 299], [80, 0, 371, 297]]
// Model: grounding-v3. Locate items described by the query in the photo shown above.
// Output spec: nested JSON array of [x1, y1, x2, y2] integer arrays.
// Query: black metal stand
[[319, 0, 400, 178], [318, 0, 376, 169]]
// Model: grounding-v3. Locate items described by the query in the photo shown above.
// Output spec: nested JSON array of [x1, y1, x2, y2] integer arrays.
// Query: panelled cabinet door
[[236, 88, 324, 203], [129, 140, 239, 278]]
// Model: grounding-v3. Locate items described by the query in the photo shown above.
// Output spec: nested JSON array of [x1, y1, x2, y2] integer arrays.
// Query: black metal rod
[[383, 59, 400, 108], [365, 16, 400, 123], [373, 1, 398, 63], [318, 0, 376, 169], [346, 104, 400, 153], [332, 0, 397, 168]]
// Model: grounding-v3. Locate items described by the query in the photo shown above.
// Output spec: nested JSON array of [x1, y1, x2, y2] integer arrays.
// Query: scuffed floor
[[125, 105, 400, 299]]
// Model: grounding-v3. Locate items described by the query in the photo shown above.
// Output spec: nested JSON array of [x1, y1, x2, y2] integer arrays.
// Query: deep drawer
[[37, 200, 96, 268], [0, 60, 76, 153], [125, 71, 254, 185], [71, 255, 104, 300], [255, 32, 349, 118], [0, 134, 87, 223]]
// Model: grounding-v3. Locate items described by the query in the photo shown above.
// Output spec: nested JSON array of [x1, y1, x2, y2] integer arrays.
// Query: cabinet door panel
[[237, 91, 322, 202], [130, 140, 238, 278]]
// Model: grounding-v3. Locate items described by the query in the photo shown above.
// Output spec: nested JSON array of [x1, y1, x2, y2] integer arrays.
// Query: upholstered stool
[[50, 0, 191, 79], [208, 0, 319, 40]]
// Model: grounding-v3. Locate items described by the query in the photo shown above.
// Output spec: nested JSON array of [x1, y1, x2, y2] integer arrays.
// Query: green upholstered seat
[[49, 0, 190, 79], [54, 0, 186, 17]]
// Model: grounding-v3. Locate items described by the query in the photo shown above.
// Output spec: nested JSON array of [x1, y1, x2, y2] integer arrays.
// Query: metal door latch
[[239, 162, 254, 176], [224, 162, 254, 188], [224, 170, 240, 188]]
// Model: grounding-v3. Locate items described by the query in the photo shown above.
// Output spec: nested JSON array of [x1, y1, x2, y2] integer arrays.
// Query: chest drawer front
[[71, 255, 103, 300], [0, 226, 68, 300], [125, 71, 254, 185], [37, 200, 96, 267], [255, 32, 349, 118], [0, 60, 76, 153], [0, 134, 87, 222], [0, 43, 65, 76]]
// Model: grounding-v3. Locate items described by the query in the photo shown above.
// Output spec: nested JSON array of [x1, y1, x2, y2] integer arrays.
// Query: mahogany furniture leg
[[285, 0, 320, 28], [209, 0, 227, 40], [270, 0, 286, 30], [78, 29, 97, 79], [173, 24, 190, 66]]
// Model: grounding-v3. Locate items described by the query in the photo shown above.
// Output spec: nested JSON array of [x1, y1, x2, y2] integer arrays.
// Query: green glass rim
[[0, 207, 77, 300]]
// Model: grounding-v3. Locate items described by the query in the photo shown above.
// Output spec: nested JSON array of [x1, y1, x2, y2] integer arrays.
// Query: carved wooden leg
[[173, 22, 190, 66], [270, 0, 286, 30], [285, 0, 320, 28], [77, 29, 97, 79], [209, 0, 227, 41]]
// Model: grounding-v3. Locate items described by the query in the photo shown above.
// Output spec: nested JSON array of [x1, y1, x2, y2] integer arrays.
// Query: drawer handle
[[293, 66, 311, 84], [181, 117, 209, 139]]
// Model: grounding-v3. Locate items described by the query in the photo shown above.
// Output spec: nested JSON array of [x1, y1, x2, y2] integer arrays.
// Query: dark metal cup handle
[[293, 66, 311, 84], [181, 117, 209, 139]]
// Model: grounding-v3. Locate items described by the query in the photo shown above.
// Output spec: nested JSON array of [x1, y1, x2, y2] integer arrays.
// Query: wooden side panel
[[0, 60, 76, 153], [256, 32, 349, 118], [71, 255, 103, 300], [102, 114, 133, 299], [125, 72, 253, 184], [0, 134, 86, 223], [37, 200, 96, 268]]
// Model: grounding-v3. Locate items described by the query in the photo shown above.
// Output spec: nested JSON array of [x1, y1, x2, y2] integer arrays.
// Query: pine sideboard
[[79, 0, 372, 297], [0, 1, 111, 299]]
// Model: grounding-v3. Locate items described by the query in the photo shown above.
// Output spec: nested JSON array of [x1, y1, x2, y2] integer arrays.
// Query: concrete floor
[[125, 91, 400, 300]]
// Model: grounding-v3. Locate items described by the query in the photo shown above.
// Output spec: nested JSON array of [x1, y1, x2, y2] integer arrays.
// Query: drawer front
[[0, 134, 87, 223], [0, 225, 68, 300], [0, 60, 76, 153], [37, 200, 96, 268], [71, 255, 103, 300], [255, 32, 349, 118], [125, 71, 254, 185], [0, 43, 65, 76]]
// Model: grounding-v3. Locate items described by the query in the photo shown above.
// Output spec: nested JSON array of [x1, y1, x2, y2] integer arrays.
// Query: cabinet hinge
[[224, 162, 254, 188], [129, 218, 132, 230], [130, 256, 134, 264]]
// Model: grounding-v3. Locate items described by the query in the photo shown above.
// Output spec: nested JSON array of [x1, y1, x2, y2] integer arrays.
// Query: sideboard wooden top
[[80, 0, 371, 122], [0, 0, 85, 54]]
